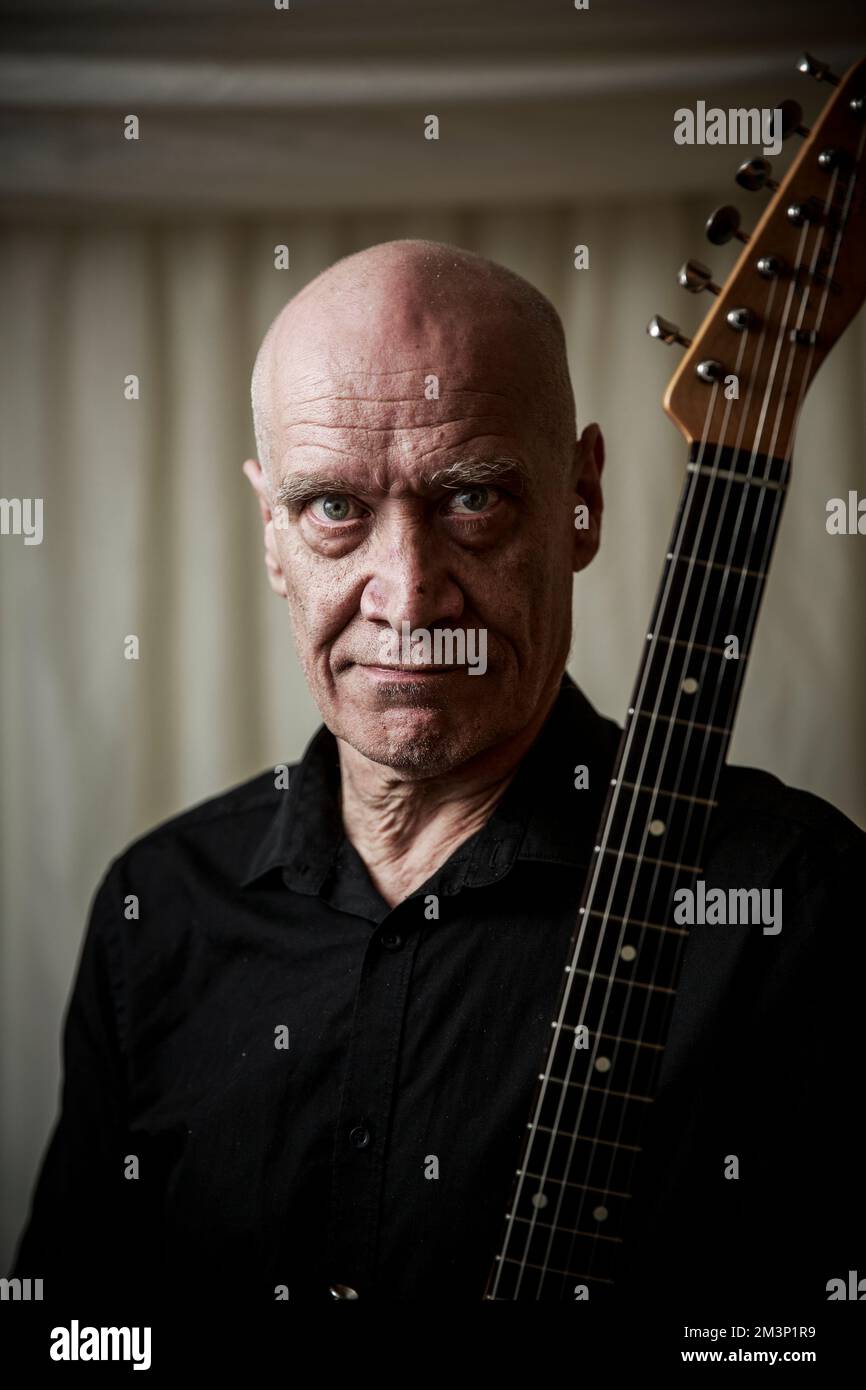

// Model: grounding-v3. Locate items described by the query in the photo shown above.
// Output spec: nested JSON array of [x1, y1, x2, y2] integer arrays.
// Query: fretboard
[[484, 441, 790, 1301]]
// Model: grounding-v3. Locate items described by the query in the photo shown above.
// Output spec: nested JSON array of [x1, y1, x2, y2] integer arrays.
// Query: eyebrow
[[269, 456, 530, 511]]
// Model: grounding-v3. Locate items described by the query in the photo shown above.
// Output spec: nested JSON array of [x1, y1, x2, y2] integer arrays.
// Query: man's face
[[264, 288, 598, 776]]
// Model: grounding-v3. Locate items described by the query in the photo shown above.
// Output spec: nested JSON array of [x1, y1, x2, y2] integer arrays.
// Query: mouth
[[356, 664, 459, 680]]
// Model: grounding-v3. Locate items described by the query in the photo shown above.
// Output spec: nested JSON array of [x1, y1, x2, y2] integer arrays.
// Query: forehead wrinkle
[[272, 365, 539, 426], [270, 455, 530, 510]]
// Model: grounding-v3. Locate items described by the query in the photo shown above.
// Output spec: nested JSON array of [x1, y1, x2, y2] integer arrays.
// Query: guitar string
[[518, 233, 804, 1298], [493, 122, 858, 1300], [568, 232, 816, 1292], [492, 282, 773, 1298], [548, 274, 795, 1297], [548, 149, 855, 1300], [550, 155, 852, 1300], [490, 123, 856, 1298], [495, 253, 787, 1299], [579, 132, 863, 1302]]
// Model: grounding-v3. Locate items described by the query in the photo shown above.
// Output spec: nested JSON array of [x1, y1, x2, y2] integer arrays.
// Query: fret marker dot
[[682, 677, 699, 695], [595, 1056, 611, 1072], [620, 944, 637, 962], [649, 819, 665, 836], [532, 1193, 548, 1209], [593, 1205, 609, 1222]]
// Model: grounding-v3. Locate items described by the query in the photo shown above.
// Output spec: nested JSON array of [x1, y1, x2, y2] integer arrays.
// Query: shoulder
[[706, 763, 864, 939], [101, 763, 296, 894], [711, 762, 864, 860]]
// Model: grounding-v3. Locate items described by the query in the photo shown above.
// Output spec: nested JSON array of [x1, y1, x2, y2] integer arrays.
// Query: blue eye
[[310, 494, 362, 523], [450, 486, 493, 514]]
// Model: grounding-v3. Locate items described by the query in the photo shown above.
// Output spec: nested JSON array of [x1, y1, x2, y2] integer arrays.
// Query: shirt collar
[[239, 674, 621, 895]]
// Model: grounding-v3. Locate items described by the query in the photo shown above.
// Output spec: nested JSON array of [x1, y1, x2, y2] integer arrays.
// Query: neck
[[338, 685, 561, 908]]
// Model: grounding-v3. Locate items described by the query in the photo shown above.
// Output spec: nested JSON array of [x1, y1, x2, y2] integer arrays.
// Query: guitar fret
[[572, 914, 687, 938], [686, 460, 787, 491], [550, 1022, 667, 1052], [543, 1078, 654, 1104], [614, 781, 718, 809], [584, 913, 688, 937], [647, 633, 751, 659], [529, 1124, 642, 1153], [668, 551, 768, 580], [493, 1256, 615, 1285], [506, 1214, 623, 1245], [628, 709, 731, 736], [594, 846, 704, 874], [598, 1030, 664, 1051], [570, 967, 676, 996], [518, 1170, 632, 1200]]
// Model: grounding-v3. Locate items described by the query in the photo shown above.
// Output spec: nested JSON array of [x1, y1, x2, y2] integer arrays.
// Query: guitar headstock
[[652, 54, 866, 459]]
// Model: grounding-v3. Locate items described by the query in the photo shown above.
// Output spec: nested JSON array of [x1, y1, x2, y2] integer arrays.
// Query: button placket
[[323, 907, 421, 1294]]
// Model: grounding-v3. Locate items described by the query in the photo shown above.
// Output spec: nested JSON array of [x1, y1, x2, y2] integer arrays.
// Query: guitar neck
[[484, 440, 790, 1301]]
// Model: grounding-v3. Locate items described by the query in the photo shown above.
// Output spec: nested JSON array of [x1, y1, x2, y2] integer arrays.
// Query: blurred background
[[2, 0, 865, 1274]]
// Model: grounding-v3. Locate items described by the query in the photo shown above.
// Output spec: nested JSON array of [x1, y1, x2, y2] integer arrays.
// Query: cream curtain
[[2, 201, 864, 1270]]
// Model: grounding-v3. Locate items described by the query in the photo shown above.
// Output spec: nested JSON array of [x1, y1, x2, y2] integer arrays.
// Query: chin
[[336, 701, 489, 777]]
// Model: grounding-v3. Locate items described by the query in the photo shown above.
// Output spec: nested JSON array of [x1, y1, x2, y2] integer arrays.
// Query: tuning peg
[[678, 260, 720, 296], [849, 95, 865, 119], [735, 158, 779, 193], [787, 196, 827, 227], [706, 205, 750, 246], [797, 53, 840, 86], [647, 315, 692, 348], [818, 147, 853, 173], [778, 98, 810, 140], [726, 307, 756, 332]]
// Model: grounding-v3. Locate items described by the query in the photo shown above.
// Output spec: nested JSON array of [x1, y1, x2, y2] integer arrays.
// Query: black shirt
[[11, 676, 865, 1309]]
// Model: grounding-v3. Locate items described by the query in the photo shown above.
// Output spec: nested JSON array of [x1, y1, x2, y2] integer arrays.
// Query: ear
[[242, 458, 288, 598], [242, 457, 272, 530], [571, 422, 604, 573]]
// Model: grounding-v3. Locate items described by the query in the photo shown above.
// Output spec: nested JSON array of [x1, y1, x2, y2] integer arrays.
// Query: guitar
[[484, 52, 866, 1302]]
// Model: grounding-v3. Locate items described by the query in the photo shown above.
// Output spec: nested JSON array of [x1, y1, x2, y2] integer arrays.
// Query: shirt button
[[349, 1124, 371, 1149], [329, 1285, 360, 1299], [380, 930, 404, 951]]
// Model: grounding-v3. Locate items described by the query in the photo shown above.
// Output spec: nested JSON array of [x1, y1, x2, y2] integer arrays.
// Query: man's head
[[248, 239, 603, 778]]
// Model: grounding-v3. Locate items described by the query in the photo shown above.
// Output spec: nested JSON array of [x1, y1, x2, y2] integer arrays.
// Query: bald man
[[12, 240, 864, 1316]]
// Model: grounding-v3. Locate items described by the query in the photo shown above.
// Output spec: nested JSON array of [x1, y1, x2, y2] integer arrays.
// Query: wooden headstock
[[657, 55, 866, 460]]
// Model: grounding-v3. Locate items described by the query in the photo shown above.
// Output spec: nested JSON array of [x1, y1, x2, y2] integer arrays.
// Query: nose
[[359, 520, 465, 633]]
